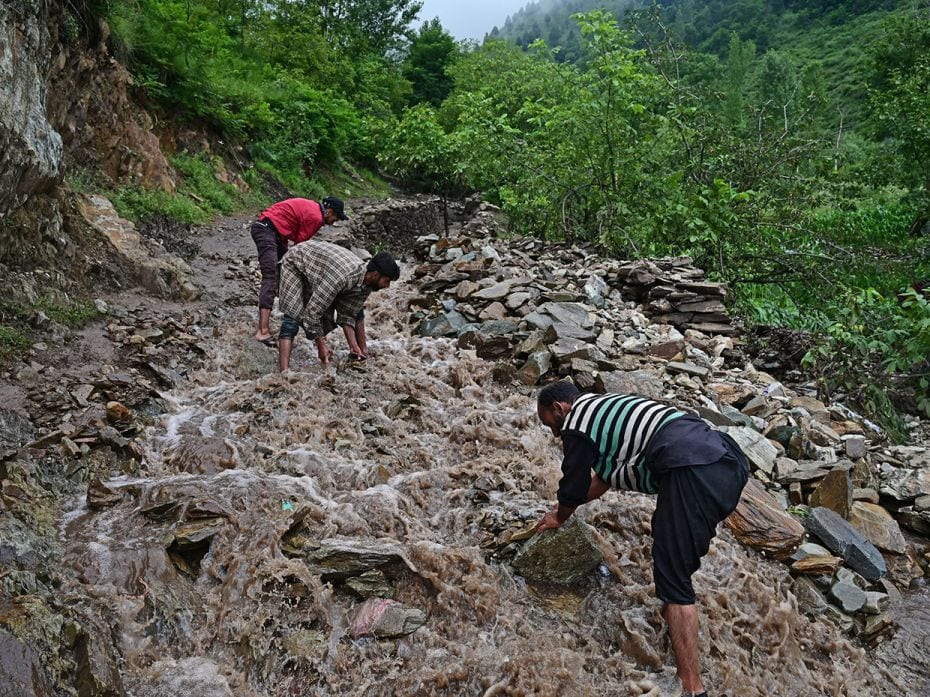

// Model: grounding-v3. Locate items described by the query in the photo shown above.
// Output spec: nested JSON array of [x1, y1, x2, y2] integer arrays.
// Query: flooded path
[[54, 216, 927, 696]]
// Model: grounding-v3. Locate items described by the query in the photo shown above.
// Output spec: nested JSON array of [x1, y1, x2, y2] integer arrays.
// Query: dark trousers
[[250, 219, 287, 309]]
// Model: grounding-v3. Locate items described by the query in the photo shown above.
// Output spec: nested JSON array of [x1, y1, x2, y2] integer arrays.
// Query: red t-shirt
[[260, 198, 324, 244]]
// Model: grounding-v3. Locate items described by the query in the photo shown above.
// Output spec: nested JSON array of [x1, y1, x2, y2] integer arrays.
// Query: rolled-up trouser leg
[[251, 221, 285, 309]]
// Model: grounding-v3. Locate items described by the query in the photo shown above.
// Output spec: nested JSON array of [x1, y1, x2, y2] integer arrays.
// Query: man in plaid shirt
[[276, 240, 400, 371]]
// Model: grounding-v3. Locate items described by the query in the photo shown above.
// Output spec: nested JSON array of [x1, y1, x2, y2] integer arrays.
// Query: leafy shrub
[[802, 286, 930, 440]]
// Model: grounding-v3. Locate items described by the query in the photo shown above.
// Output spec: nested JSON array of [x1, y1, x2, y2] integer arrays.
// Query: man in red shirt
[[250, 196, 348, 345]]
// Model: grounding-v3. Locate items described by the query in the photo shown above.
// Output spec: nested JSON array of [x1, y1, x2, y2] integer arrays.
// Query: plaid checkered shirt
[[277, 240, 370, 339]]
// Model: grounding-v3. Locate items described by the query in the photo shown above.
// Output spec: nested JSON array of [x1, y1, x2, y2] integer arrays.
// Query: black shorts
[[650, 433, 748, 604]]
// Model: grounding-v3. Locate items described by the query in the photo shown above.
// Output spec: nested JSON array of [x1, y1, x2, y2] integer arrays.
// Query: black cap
[[322, 196, 348, 220]]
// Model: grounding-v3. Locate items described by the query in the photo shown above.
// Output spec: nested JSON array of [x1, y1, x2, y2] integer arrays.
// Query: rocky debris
[[405, 220, 930, 638], [282, 513, 418, 588], [512, 517, 603, 584], [78, 195, 198, 300], [347, 195, 444, 255]]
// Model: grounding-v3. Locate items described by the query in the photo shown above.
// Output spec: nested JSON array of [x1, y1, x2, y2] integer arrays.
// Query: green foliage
[[0, 297, 100, 363], [404, 18, 458, 106], [109, 185, 208, 225], [34, 298, 101, 328], [0, 326, 31, 362], [802, 286, 930, 439], [868, 5, 930, 209], [170, 154, 238, 213], [380, 104, 457, 189]]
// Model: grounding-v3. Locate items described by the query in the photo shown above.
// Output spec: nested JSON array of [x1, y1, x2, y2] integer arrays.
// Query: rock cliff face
[[0, 0, 63, 217], [0, 0, 178, 301]]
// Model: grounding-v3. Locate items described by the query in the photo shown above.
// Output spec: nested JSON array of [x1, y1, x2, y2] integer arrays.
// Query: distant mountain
[[488, 0, 907, 130]]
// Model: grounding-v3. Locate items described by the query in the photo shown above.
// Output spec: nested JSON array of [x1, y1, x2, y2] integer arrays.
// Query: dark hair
[[367, 251, 400, 280], [538, 381, 581, 408]]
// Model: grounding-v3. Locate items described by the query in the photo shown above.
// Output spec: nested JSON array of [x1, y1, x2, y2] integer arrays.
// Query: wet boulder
[[512, 517, 602, 585], [345, 570, 395, 599], [724, 479, 804, 560], [284, 537, 417, 583], [829, 581, 867, 614], [0, 629, 55, 697], [804, 507, 887, 582], [348, 598, 426, 639], [74, 629, 123, 697], [147, 658, 234, 697]]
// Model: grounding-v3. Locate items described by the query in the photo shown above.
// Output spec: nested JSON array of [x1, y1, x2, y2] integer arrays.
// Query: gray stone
[[666, 361, 711, 379], [538, 302, 594, 329], [284, 538, 416, 582], [862, 591, 890, 615], [804, 507, 887, 581], [790, 542, 833, 561], [599, 370, 665, 401], [550, 321, 597, 342], [516, 351, 552, 386], [473, 281, 513, 300], [719, 426, 779, 476], [345, 570, 395, 598], [721, 406, 755, 428], [843, 435, 867, 460], [792, 577, 829, 616], [523, 311, 554, 331], [0, 408, 35, 448], [897, 506, 930, 536], [506, 291, 532, 310], [878, 463, 930, 502], [829, 581, 866, 613], [0, 0, 62, 216], [584, 275, 608, 307], [512, 517, 602, 585], [696, 406, 736, 428], [473, 319, 520, 336]]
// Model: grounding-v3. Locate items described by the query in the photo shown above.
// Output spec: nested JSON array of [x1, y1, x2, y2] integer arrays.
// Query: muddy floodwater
[[58, 284, 926, 696]]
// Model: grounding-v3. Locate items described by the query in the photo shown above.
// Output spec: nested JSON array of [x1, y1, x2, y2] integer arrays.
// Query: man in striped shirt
[[536, 381, 748, 697], [276, 240, 399, 371]]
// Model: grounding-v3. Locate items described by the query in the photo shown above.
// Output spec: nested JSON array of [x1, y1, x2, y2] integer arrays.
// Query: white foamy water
[[56, 283, 924, 696]]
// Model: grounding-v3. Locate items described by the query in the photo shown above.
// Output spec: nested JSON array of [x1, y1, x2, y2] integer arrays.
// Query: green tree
[[722, 33, 755, 127], [403, 18, 458, 106], [380, 104, 460, 228], [318, 0, 423, 56], [869, 5, 930, 219]]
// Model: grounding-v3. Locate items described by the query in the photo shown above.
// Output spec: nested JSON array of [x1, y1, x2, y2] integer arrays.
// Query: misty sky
[[415, 0, 530, 41]]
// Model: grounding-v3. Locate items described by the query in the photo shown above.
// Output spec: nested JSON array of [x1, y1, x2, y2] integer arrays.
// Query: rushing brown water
[[58, 282, 923, 696]]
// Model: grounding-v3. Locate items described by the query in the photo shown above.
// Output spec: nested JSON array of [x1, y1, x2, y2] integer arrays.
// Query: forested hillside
[[3, 0, 929, 431]]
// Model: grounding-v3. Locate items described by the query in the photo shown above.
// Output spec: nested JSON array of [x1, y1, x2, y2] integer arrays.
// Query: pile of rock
[[347, 195, 444, 255], [412, 233, 736, 390], [406, 224, 929, 642]]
